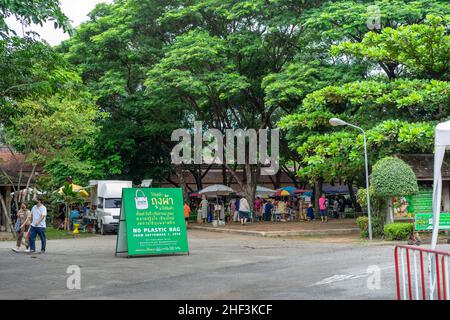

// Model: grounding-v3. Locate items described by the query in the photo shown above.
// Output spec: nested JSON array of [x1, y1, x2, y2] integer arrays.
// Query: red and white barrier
[[395, 245, 449, 300]]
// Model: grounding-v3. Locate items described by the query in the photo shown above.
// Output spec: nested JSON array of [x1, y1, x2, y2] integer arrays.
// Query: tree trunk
[[281, 165, 300, 188], [225, 163, 260, 213], [66, 203, 70, 233], [24, 164, 37, 202], [314, 178, 323, 213], [347, 181, 359, 212], [242, 164, 259, 212], [273, 170, 281, 189], [0, 193, 16, 238], [175, 165, 189, 203], [222, 163, 227, 186], [386, 198, 394, 224], [190, 165, 203, 191], [0, 166, 19, 211]]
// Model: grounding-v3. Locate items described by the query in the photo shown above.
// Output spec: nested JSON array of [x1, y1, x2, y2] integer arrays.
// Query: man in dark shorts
[[319, 193, 328, 222]]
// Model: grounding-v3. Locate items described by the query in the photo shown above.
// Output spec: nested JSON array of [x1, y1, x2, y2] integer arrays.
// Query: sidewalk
[[189, 219, 360, 238]]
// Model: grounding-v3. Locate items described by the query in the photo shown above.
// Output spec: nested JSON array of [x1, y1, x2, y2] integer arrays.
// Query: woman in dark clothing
[[306, 204, 315, 221]]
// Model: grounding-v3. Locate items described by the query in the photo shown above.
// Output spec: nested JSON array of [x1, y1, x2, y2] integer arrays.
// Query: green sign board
[[414, 213, 450, 231], [115, 188, 189, 257]]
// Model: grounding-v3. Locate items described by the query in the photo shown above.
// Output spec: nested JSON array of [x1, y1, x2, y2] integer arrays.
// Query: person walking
[[184, 202, 191, 226], [233, 197, 240, 222], [263, 200, 273, 222], [11, 203, 32, 253], [28, 198, 47, 254], [254, 197, 262, 222], [277, 199, 287, 222], [306, 204, 315, 221], [332, 197, 339, 219], [239, 197, 250, 225], [69, 207, 80, 231], [319, 194, 328, 223]]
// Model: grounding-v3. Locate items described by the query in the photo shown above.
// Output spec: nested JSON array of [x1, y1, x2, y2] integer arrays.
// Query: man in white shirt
[[238, 197, 250, 225], [29, 198, 47, 254]]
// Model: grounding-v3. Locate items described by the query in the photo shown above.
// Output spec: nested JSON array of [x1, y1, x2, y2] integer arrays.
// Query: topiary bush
[[371, 157, 418, 198], [383, 223, 413, 241], [356, 216, 383, 239]]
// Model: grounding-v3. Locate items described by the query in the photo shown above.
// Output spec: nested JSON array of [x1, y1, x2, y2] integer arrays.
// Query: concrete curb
[[189, 225, 360, 237]]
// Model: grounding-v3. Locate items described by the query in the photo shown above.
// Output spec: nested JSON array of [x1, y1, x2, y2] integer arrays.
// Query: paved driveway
[[1, 230, 447, 300]]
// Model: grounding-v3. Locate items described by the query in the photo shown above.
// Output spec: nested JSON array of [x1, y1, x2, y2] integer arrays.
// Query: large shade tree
[[59, 0, 186, 184], [278, 2, 450, 209], [144, 0, 328, 203]]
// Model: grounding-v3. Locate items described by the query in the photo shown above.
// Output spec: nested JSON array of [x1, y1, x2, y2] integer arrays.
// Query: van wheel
[[100, 223, 107, 235]]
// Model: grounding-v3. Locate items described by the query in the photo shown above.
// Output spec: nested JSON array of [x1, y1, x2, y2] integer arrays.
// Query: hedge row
[[356, 216, 413, 240]]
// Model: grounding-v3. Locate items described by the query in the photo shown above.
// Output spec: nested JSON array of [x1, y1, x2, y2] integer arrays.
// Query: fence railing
[[394, 245, 449, 300]]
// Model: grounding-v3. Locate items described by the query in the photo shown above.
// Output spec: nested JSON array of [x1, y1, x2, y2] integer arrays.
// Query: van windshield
[[105, 198, 122, 209]]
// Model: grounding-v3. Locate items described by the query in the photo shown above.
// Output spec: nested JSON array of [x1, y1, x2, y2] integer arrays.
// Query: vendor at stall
[[199, 195, 208, 224]]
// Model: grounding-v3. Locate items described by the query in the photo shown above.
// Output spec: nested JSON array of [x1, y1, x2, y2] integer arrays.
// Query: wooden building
[[400, 154, 450, 211], [0, 146, 37, 232]]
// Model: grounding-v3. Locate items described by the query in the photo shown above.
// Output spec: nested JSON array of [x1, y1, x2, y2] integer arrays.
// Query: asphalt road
[[1, 230, 447, 300]]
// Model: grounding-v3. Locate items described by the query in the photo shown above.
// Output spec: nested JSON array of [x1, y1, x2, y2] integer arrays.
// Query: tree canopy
[[0, 0, 99, 190], [278, 4, 450, 200], [2, 0, 450, 202], [371, 157, 419, 198]]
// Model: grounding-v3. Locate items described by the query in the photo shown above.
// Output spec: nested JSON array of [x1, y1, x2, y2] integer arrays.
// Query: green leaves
[[298, 79, 450, 126], [3, 90, 102, 184], [0, 0, 71, 37], [332, 14, 450, 80], [371, 156, 419, 197]]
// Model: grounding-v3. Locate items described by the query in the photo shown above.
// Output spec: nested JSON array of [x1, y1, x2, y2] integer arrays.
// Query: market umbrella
[[273, 190, 290, 197], [256, 186, 276, 198], [58, 184, 89, 197], [281, 186, 297, 194], [189, 193, 200, 198], [198, 184, 235, 196], [10, 187, 44, 196], [322, 185, 356, 195]]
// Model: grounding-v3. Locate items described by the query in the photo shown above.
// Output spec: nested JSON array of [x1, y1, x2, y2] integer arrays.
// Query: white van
[[89, 180, 132, 235]]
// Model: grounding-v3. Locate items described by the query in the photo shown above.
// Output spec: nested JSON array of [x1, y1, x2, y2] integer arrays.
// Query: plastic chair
[[273, 212, 282, 222]]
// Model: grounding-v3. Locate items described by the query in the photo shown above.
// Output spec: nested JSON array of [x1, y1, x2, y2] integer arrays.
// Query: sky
[[6, 0, 113, 46]]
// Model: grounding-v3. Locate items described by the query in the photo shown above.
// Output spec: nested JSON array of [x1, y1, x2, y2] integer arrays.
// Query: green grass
[[45, 227, 96, 240]]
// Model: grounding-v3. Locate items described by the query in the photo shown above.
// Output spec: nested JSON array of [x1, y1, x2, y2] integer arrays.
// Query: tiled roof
[[399, 154, 450, 180]]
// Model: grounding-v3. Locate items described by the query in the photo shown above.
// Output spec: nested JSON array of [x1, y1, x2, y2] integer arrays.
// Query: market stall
[[198, 185, 235, 226]]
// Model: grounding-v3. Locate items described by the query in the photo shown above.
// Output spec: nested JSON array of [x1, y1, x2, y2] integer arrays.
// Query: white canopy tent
[[431, 120, 450, 250], [428, 120, 450, 300], [10, 187, 45, 202]]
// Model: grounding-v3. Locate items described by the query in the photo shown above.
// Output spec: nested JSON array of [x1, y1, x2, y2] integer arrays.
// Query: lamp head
[[329, 118, 348, 127]]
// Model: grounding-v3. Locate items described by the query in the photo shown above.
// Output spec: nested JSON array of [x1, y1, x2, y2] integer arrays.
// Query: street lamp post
[[329, 118, 373, 240]]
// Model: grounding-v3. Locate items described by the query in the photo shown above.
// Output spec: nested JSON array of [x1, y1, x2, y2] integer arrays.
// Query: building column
[[443, 181, 450, 212]]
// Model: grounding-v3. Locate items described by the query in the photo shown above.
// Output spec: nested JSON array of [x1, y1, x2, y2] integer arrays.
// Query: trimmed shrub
[[356, 188, 369, 208], [383, 223, 413, 241], [356, 216, 383, 238], [371, 157, 418, 198], [344, 212, 356, 219]]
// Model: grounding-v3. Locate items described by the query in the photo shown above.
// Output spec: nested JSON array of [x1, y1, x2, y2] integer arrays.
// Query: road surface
[[1, 230, 446, 300]]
